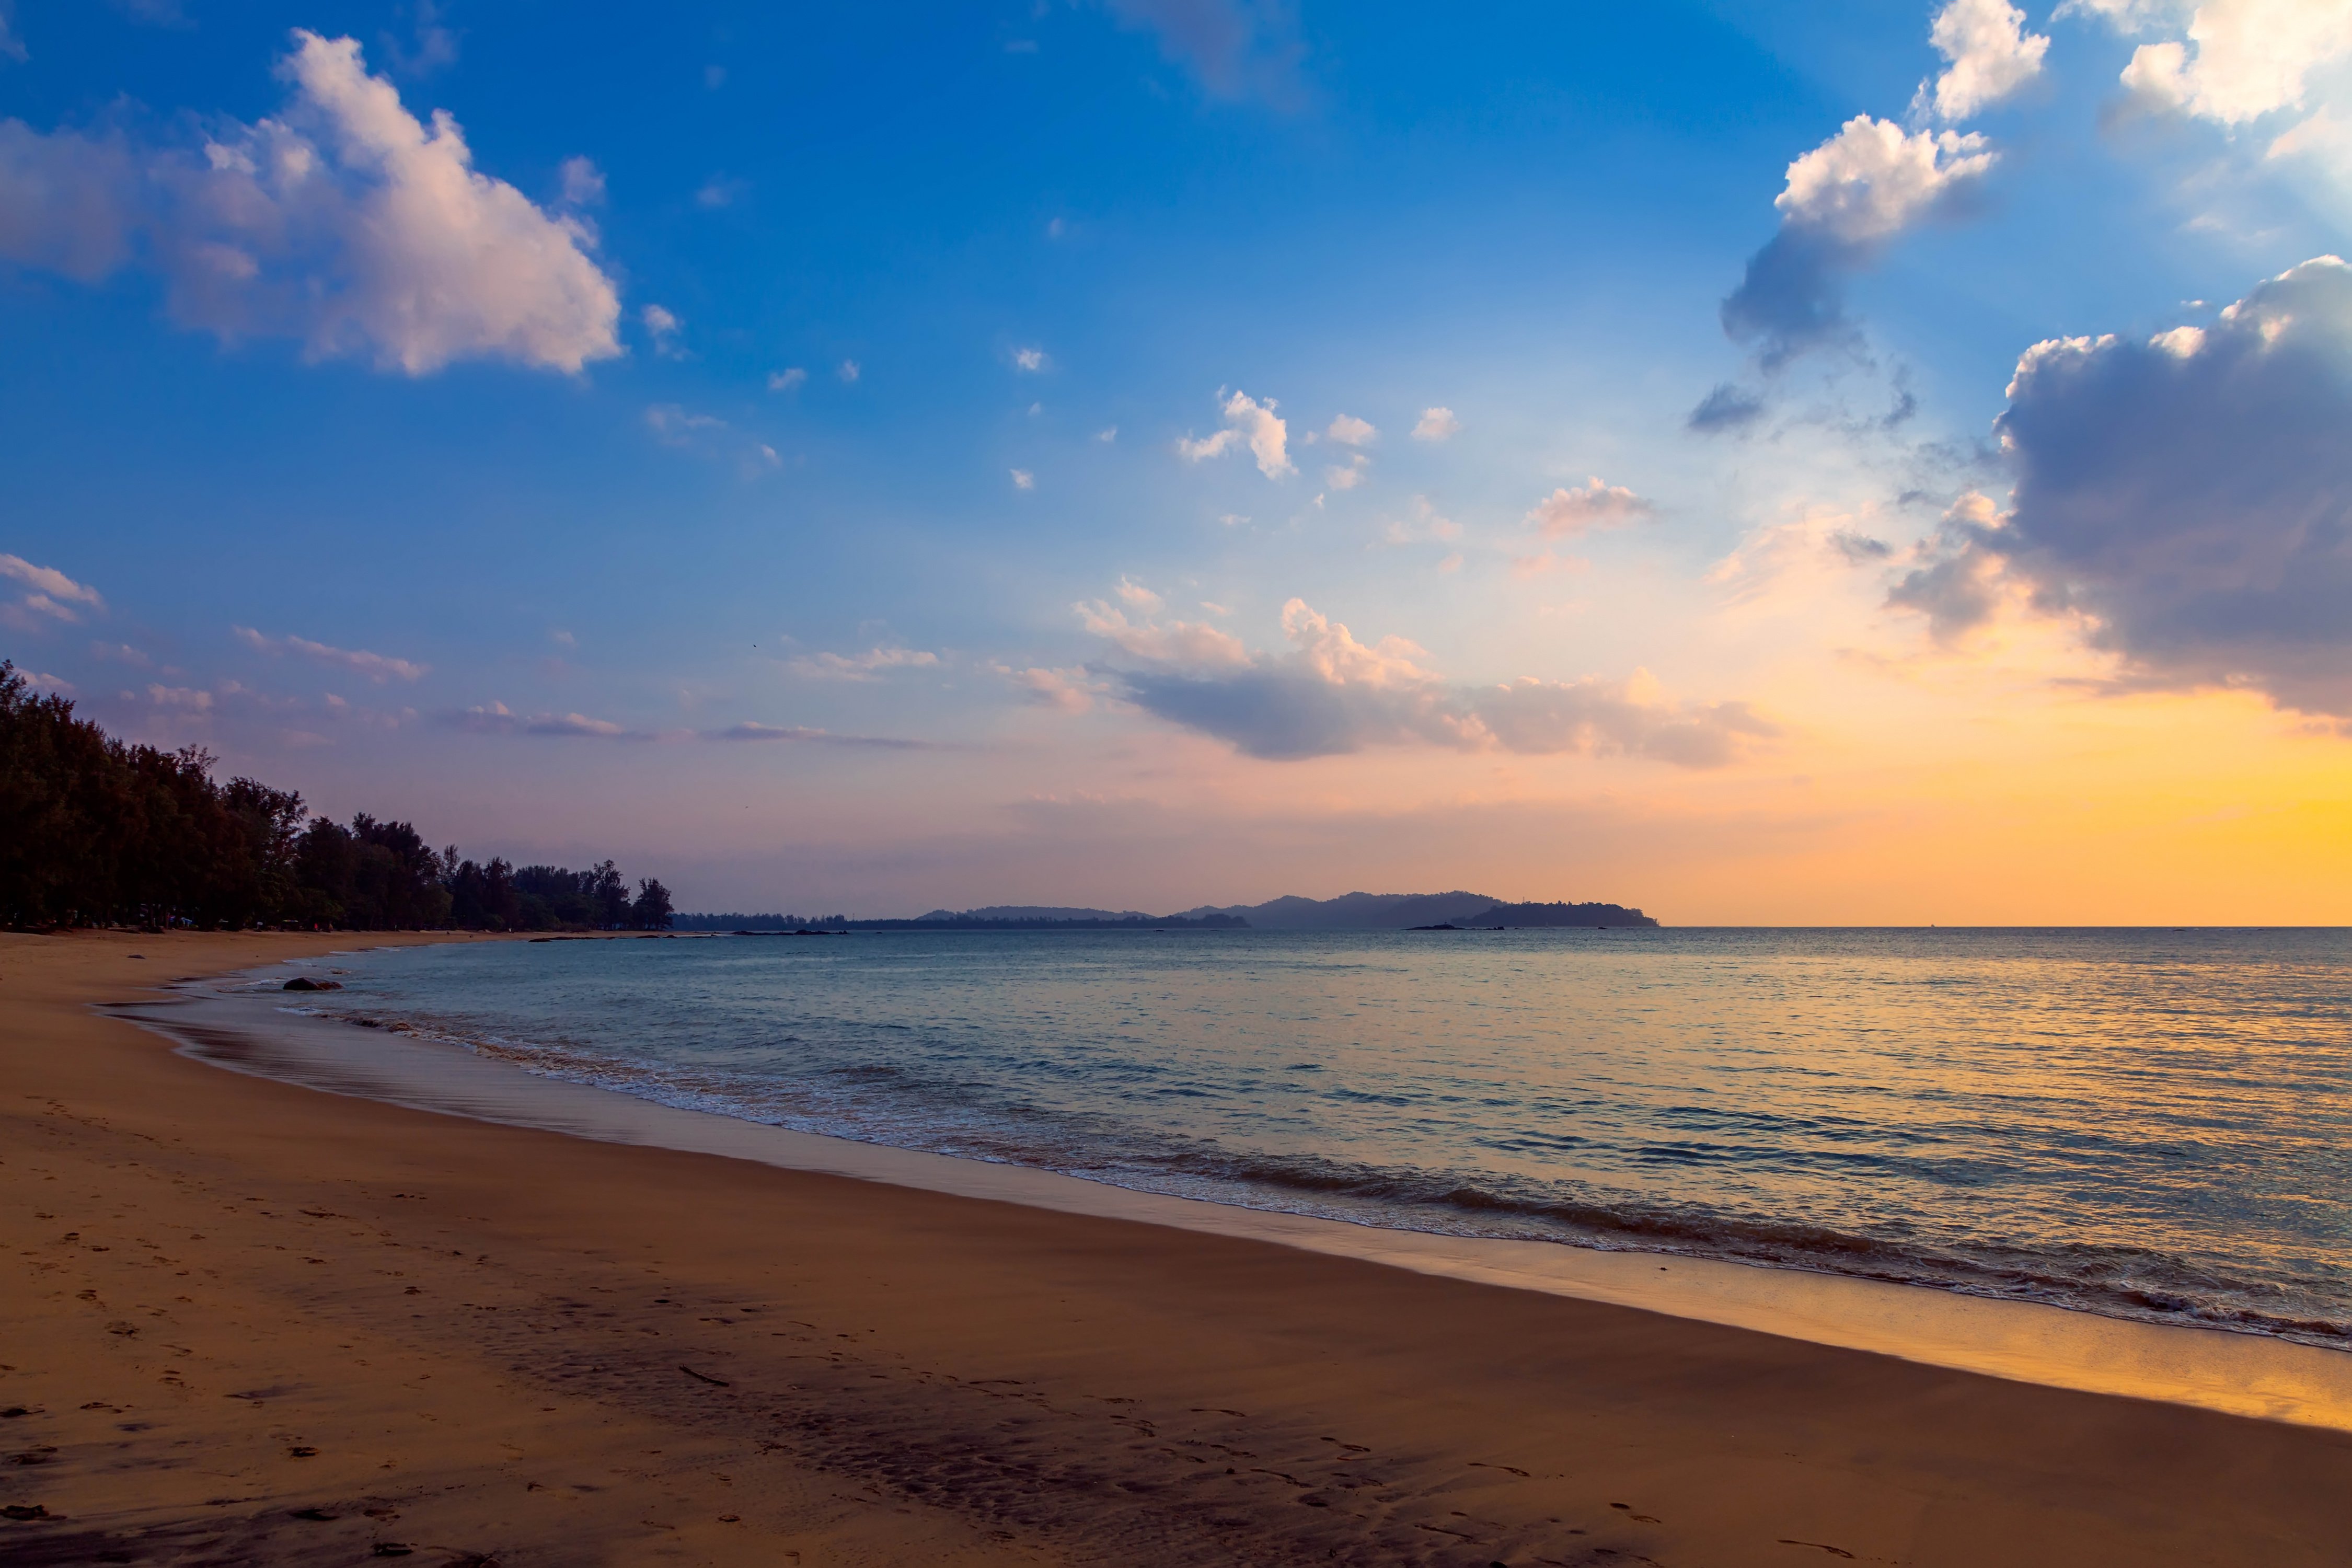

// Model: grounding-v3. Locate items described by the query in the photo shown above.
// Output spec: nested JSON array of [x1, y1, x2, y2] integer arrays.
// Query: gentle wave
[[303, 973, 2352, 1352]]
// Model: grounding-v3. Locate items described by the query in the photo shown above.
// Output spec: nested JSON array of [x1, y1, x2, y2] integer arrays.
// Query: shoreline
[[6, 928, 2350, 1566], [129, 951, 2352, 1433]]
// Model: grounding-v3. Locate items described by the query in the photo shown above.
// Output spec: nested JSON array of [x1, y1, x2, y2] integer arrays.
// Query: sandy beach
[[5, 931, 2350, 1567]]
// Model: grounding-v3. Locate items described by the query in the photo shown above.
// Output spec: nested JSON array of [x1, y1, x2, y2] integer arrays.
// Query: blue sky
[[7, 1, 2352, 920]]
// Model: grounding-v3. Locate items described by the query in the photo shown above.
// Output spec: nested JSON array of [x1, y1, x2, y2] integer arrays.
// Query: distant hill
[[672, 909, 1244, 932], [678, 890, 1659, 933], [920, 905, 1151, 923], [1177, 891, 1505, 930], [1461, 900, 1657, 929]]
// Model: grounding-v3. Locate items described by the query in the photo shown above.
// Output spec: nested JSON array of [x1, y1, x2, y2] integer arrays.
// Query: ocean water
[[295, 928, 2352, 1348]]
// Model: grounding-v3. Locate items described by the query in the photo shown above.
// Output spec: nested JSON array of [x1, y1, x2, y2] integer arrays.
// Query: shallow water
[[298, 928, 2352, 1347]]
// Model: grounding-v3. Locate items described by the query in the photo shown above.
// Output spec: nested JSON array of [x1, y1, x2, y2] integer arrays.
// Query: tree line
[[1, 662, 672, 932]]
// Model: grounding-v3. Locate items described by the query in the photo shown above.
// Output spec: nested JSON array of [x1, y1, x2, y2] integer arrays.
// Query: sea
[[271, 927, 2352, 1350]]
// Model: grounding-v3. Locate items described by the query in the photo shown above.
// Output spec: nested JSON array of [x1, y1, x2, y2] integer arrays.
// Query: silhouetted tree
[[0, 660, 673, 933], [629, 878, 674, 930]]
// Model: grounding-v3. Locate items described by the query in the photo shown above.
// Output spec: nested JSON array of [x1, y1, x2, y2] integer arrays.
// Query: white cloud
[[1325, 412, 1376, 445], [1010, 467, 1036, 490], [0, 31, 620, 374], [2100, 0, 2352, 126], [1114, 576, 1164, 613], [1717, 116, 1996, 371], [1525, 477, 1655, 537], [234, 624, 427, 682], [1013, 346, 1047, 371], [1, 554, 103, 608], [447, 701, 642, 737], [1086, 595, 1773, 765], [1921, 0, 2050, 121], [642, 302, 683, 355], [557, 155, 604, 206], [1097, 425, 1118, 442], [787, 645, 942, 681], [838, 358, 861, 383], [1326, 452, 1370, 489], [768, 366, 807, 391], [1777, 116, 1996, 244], [1411, 406, 1460, 441], [1075, 597, 1250, 666], [1177, 388, 1293, 478]]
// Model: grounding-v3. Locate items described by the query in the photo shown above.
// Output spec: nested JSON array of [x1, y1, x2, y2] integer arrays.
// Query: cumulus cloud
[[1919, 0, 2050, 121], [1100, 0, 1305, 102], [1325, 412, 1376, 445], [1716, 116, 1996, 373], [234, 625, 428, 682], [1777, 117, 1997, 244], [1526, 477, 1654, 537], [1884, 492, 2012, 642], [1326, 452, 1370, 489], [1177, 388, 1294, 478], [768, 366, 806, 392], [1411, 406, 1460, 441], [1013, 346, 1047, 371], [1890, 257, 2352, 719], [0, 31, 620, 374], [786, 645, 942, 680], [1011, 467, 1036, 490], [1081, 594, 1773, 764], [2086, 0, 2352, 126]]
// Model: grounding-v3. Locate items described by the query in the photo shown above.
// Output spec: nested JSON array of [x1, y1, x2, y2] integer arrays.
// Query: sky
[[5, 0, 2352, 923]]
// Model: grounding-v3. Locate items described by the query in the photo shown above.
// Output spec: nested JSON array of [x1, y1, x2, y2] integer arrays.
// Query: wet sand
[[4, 929, 2349, 1566]]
